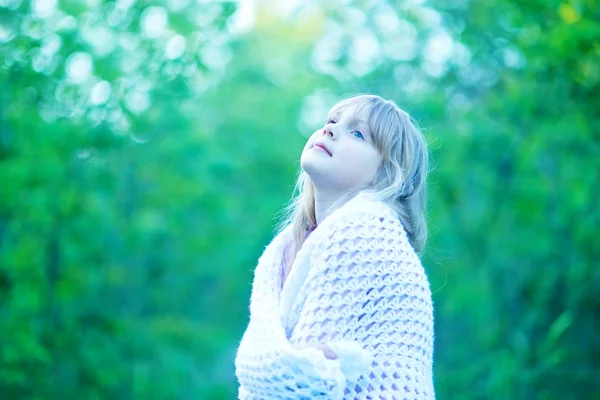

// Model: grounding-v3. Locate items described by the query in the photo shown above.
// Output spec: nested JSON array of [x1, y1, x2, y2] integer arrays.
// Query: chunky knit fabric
[[235, 192, 435, 399]]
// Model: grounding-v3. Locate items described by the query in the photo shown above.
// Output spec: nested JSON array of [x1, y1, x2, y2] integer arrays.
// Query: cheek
[[345, 152, 382, 180], [302, 131, 321, 153]]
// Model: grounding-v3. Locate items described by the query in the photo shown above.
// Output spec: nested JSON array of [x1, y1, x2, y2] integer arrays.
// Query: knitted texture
[[235, 192, 435, 399]]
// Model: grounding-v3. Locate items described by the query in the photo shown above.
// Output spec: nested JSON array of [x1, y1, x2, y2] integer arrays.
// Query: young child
[[234, 94, 434, 399]]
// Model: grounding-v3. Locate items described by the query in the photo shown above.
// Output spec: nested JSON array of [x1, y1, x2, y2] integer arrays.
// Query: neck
[[313, 189, 342, 225]]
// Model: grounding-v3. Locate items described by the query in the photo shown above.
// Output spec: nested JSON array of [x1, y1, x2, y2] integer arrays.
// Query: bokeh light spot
[[66, 52, 93, 84], [90, 80, 112, 105], [141, 6, 168, 38]]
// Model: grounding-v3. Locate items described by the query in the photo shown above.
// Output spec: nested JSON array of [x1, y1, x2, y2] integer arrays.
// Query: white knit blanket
[[235, 192, 435, 399]]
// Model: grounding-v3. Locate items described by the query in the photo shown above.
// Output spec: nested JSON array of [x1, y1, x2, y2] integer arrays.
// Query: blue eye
[[351, 130, 365, 140], [326, 119, 336, 125]]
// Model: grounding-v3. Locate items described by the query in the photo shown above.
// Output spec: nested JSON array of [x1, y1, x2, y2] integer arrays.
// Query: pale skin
[[296, 102, 384, 360]]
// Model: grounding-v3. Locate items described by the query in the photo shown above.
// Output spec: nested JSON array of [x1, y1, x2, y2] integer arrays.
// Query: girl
[[234, 94, 434, 399]]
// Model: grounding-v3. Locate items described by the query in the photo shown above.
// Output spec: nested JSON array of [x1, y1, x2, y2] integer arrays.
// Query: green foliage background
[[1, 0, 598, 398]]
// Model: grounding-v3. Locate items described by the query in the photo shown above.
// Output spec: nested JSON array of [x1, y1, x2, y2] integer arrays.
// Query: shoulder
[[317, 193, 419, 258], [309, 195, 428, 290], [256, 224, 293, 269], [320, 193, 412, 250], [325, 192, 405, 239]]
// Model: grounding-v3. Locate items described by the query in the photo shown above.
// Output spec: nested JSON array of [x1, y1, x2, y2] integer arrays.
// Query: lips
[[313, 142, 332, 156]]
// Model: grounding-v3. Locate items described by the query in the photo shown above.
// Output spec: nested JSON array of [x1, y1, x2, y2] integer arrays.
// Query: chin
[[300, 153, 319, 173], [301, 155, 328, 175]]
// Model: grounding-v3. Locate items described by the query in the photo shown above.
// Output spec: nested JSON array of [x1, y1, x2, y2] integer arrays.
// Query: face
[[300, 102, 383, 196]]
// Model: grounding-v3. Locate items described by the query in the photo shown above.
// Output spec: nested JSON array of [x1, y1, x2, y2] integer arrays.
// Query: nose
[[323, 125, 336, 139]]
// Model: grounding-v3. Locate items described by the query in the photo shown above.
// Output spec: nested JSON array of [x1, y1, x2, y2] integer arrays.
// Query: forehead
[[329, 100, 371, 120]]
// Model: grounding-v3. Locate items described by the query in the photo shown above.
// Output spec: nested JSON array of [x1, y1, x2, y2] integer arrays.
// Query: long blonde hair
[[275, 94, 430, 265]]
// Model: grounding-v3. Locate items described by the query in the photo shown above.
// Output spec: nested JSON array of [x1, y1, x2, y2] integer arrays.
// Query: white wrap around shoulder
[[235, 192, 435, 399]]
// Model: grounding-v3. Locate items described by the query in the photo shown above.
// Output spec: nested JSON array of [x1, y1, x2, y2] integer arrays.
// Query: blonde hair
[[276, 94, 429, 266]]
